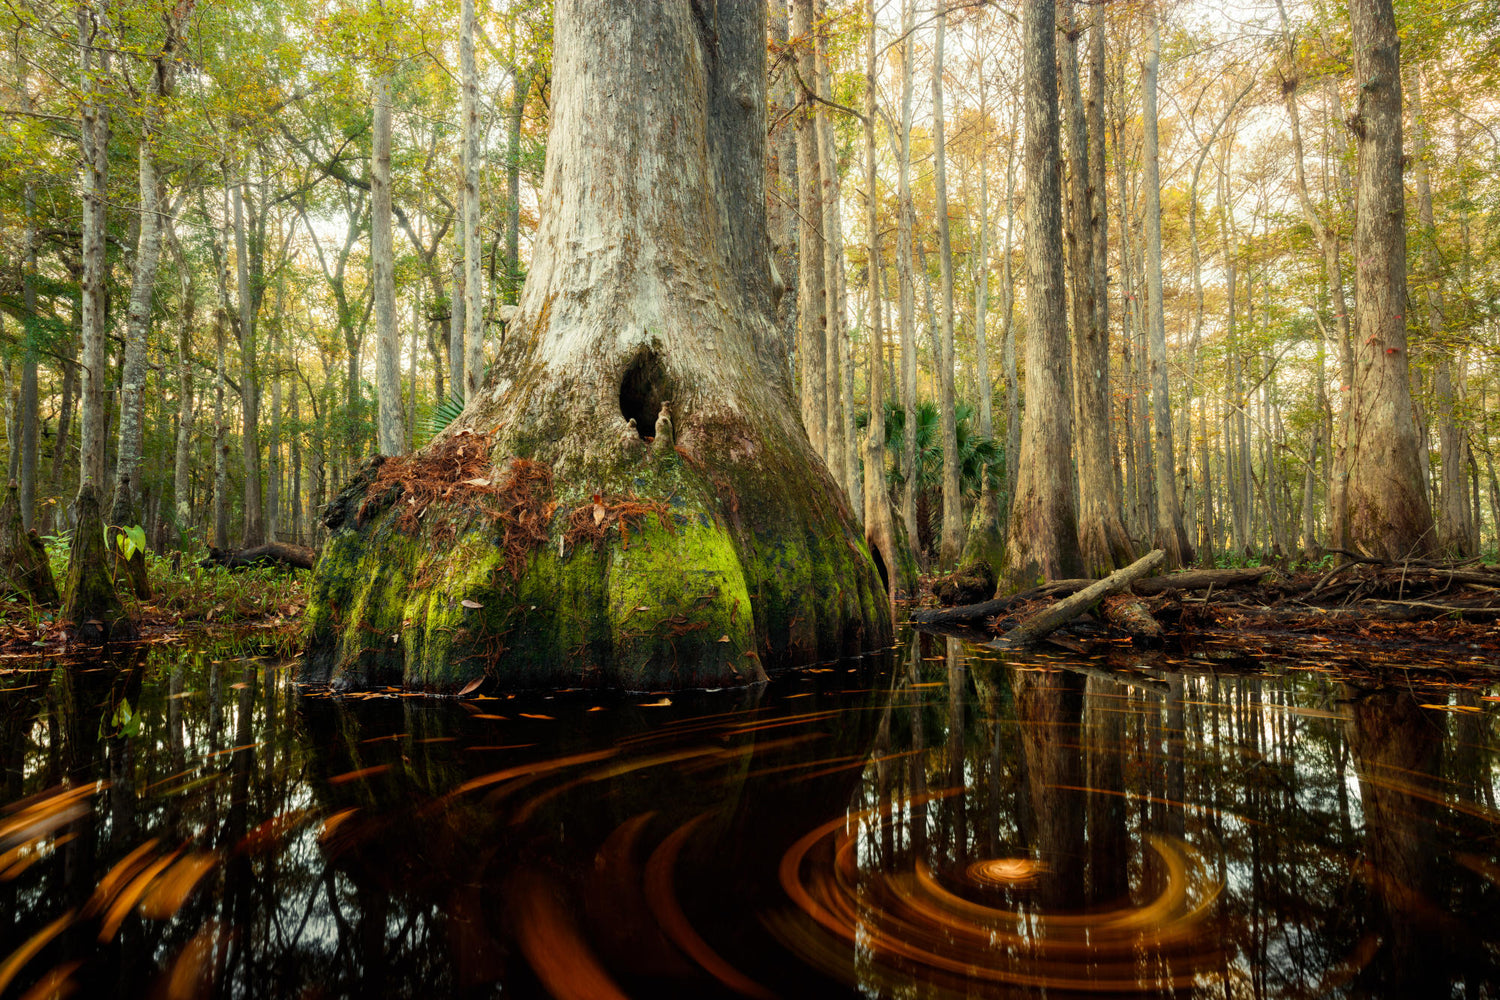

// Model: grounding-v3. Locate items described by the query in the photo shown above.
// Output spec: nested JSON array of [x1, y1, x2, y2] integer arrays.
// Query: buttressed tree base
[[301, 0, 891, 693]]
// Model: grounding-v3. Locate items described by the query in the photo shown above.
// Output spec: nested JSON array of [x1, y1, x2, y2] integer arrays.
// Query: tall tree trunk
[[1064, 0, 1130, 575], [461, 0, 483, 400], [448, 259, 464, 395], [232, 170, 264, 546], [1003, 0, 1083, 588], [213, 309, 229, 550], [1346, 0, 1434, 559], [77, 0, 111, 490], [18, 65, 38, 531], [862, 0, 911, 598], [373, 71, 407, 456], [170, 227, 195, 539], [896, 0, 919, 558], [813, 1, 856, 509], [304, 0, 889, 692], [768, 4, 799, 359], [1410, 72, 1468, 556], [793, 0, 827, 460], [504, 70, 529, 305], [931, 8, 963, 566], [1001, 91, 1020, 519], [1142, 4, 1193, 567], [291, 377, 303, 545]]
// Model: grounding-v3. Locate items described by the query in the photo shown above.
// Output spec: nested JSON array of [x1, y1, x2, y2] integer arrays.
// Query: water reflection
[[1, 635, 1499, 997]]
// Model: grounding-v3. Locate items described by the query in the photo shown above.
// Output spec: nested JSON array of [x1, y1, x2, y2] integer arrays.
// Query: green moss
[[303, 414, 893, 693]]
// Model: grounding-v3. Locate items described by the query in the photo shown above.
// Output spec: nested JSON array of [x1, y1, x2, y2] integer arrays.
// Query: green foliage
[[111, 524, 149, 561]]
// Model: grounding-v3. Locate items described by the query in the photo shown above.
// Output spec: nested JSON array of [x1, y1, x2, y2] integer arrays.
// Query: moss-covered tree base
[[303, 432, 891, 693], [63, 483, 135, 644], [0, 482, 58, 606]]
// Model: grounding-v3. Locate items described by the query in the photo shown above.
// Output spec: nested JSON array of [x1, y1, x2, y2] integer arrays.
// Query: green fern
[[419, 391, 467, 444]]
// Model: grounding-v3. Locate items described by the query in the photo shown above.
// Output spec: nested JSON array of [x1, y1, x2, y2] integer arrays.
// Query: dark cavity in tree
[[618, 349, 670, 434]]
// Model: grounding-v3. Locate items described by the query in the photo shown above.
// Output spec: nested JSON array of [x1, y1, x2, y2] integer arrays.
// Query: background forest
[[0, 0, 1495, 577]]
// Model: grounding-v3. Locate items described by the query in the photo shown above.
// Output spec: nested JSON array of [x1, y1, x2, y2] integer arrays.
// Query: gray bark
[[932, 8, 963, 566], [373, 71, 407, 456], [1003, 0, 1083, 587], [896, 0, 919, 555], [1142, 4, 1192, 567], [1346, 0, 1434, 559], [793, 0, 827, 459], [77, 0, 111, 489], [461, 0, 484, 401]]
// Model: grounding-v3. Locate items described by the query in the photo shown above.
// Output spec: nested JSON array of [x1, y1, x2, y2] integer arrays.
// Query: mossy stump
[[63, 482, 136, 644], [0, 482, 58, 606]]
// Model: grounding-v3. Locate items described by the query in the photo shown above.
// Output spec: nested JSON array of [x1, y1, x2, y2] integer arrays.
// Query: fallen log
[[997, 549, 1166, 647], [1129, 566, 1272, 594], [1101, 593, 1163, 642], [201, 542, 318, 572]]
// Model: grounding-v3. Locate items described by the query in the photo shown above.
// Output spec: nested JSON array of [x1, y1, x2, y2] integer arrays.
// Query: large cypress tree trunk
[[1002, 0, 1083, 589], [303, 0, 890, 693], [1346, 0, 1434, 560], [1063, 0, 1131, 577]]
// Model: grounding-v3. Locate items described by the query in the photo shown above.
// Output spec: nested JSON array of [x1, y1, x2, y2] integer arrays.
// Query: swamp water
[[3, 633, 1500, 998]]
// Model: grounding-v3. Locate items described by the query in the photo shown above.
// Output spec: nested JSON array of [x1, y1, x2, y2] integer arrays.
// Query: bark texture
[[303, 0, 890, 693], [1002, 0, 1083, 591], [372, 71, 407, 456], [1346, 0, 1434, 560], [1063, 0, 1131, 576]]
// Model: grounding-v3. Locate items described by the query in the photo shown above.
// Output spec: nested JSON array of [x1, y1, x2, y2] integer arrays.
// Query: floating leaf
[[639, 697, 672, 708], [519, 713, 554, 720], [457, 677, 483, 697]]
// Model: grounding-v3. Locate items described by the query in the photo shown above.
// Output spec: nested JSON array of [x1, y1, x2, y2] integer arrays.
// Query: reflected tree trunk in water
[[907, 637, 928, 862], [1345, 686, 1445, 994], [1014, 667, 1086, 910], [945, 639, 967, 868], [1086, 677, 1129, 906]]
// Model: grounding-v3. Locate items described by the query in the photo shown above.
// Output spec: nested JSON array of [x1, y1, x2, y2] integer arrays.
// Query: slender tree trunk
[[1410, 73, 1468, 556], [1064, 0, 1130, 575], [77, 1, 111, 490], [213, 309, 229, 550], [291, 377, 303, 545], [862, 0, 910, 597], [1001, 93, 1020, 519], [1003, 0, 1083, 588], [171, 228, 195, 538], [448, 260, 464, 396], [1142, 5, 1192, 566], [897, 0, 919, 556], [930, 9, 962, 565], [505, 70, 529, 305], [18, 62, 38, 530], [373, 71, 407, 455], [1346, 0, 1434, 559], [793, 0, 827, 459], [973, 69, 993, 443], [461, 0, 483, 400], [232, 172, 264, 545]]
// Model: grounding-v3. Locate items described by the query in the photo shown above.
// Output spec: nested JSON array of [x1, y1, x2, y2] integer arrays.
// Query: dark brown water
[[3, 633, 1500, 999]]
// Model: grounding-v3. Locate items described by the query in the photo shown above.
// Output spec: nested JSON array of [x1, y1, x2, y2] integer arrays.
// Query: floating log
[[998, 549, 1165, 647], [202, 542, 318, 572]]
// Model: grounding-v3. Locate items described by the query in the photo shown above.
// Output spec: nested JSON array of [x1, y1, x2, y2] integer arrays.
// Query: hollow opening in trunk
[[619, 350, 670, 435], [870, 542, 889, 593]]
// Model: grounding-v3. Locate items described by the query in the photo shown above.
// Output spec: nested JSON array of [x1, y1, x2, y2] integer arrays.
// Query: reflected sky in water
[[3, 633, 1500, 998]]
